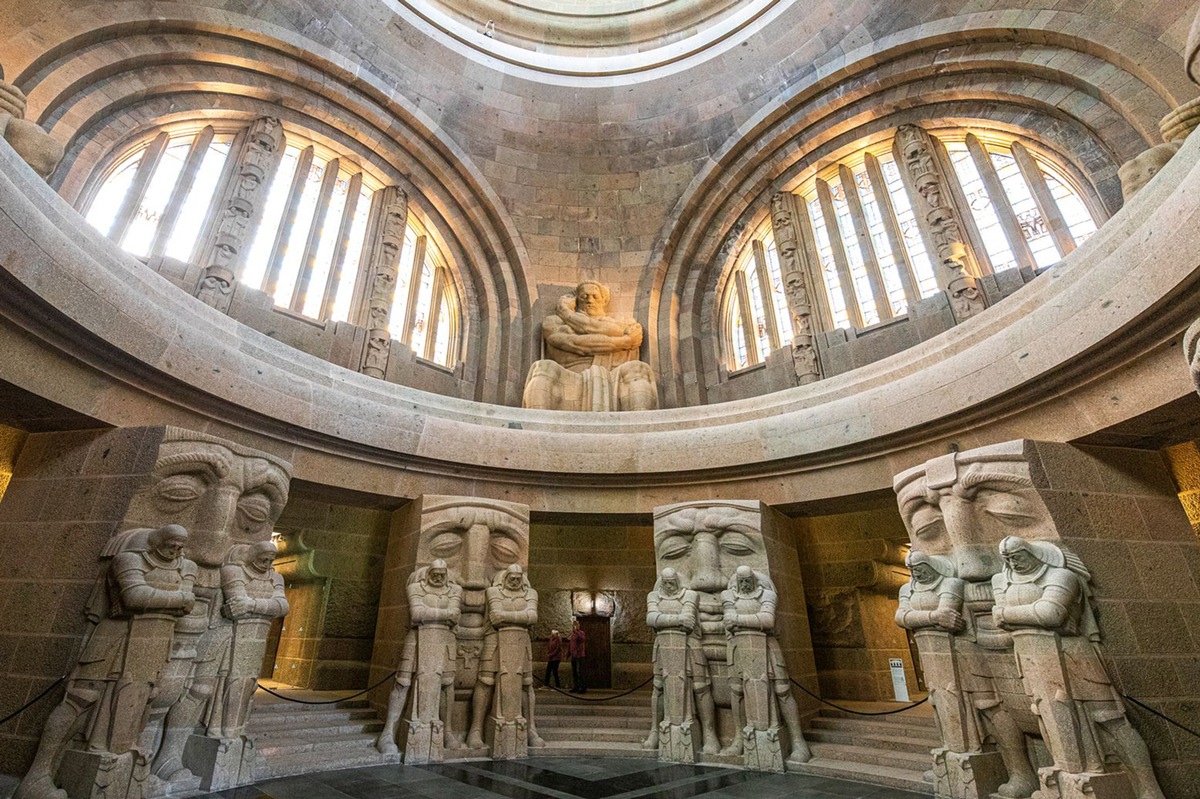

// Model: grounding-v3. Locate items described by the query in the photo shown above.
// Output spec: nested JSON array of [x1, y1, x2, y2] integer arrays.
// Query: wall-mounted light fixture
[[571, 590, 615, 618]]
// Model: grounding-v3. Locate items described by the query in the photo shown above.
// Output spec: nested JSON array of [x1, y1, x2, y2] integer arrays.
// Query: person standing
[[543, 629, 563, 688], [569, 619, 587, 693]]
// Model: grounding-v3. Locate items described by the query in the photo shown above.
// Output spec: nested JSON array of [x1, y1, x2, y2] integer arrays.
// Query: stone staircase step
[[808, 742, 933, 771], [253, 748, 399, 781], [808, 716, 942, 741], [536, 741, 658, 760], [538, 714, 651, 729], [788, 758, 933, 794], [255, 732, 384, 758], [249, 708, 380, 730], [534, 703, 651, 718], [251, 720, 384, 739], [804, 728, 939, 754], [536, 727, 647, 744], [817, 706, 935, 725]]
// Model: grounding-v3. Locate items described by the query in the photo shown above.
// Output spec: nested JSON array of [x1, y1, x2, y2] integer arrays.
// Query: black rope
[[255, 671, 397, 706], [533, 673, 654, 702], [1123, 694, 1200, 740], [789, 677, 929, 716], [1, 675, 68, 726]]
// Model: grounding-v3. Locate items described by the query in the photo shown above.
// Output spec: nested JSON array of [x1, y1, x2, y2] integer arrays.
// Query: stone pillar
[[0, 427, 292, 799], [194, 117, 285, 313], [895, 440, 1197, 799], [894, 124, 987, 322], [0, 65, 64, 180], [368, 496, 530, 756], [769, 192, 822, 384], [650, 500, 816, 770], [355, 187, 409, 379]]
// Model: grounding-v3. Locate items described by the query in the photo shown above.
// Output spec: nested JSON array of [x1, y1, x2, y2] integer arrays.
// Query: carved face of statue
[[504, 564, 526, 592], [1002, 547, 1040, 575], [250, 541, 278, 573], [910, 562, 939, 584], [660, 570, 680, 596], [150, 525, 189, 562], [655, 503, 766, 594], [575, 282, 608, 318], [736, 568, 756, 595], [418, 499, 529, 618], [428, 565, 448, 588], [130, 432, 290, 569], [896, 449, 1053, 582]]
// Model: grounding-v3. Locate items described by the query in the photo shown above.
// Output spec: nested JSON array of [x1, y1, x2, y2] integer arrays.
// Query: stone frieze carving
[[359, 187, 409, 379], [770, 192, 822, 384]]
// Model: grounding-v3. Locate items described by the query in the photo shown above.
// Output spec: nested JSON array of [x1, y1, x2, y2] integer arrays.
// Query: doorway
[[577, 615, 611, 689]]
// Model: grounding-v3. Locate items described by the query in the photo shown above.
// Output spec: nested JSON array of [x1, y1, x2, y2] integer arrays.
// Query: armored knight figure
[[642, 568, 705, 762], [719, 566, 811, 771], [992, 537, 1166, 799], [376, 559, 463, 763], [15, 525, 197, 799], [467, 564, 545, 758], [214, 541, 289, 740], [522, 281, 658, 411]]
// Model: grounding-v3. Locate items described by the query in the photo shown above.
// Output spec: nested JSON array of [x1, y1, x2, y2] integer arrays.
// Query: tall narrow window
[[721, 232, 793, 371]]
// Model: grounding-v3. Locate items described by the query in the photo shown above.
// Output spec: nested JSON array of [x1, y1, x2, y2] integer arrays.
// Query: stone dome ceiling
[[388, 0, 785, 78]]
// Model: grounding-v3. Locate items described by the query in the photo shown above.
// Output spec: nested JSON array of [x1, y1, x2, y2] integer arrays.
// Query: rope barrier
[[255, 671, 397, 706], [0, 675, 67, 726], [1123, 694, 1200, 740], [789, 677, 929, 716], [533, 673, 654, 702]]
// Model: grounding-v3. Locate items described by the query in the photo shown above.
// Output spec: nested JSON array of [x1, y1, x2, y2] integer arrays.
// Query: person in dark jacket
[[543, 629, 564, 688], [568, 619, 587, 693]]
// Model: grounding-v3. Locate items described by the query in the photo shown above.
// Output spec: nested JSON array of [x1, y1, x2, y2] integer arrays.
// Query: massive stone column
[[650, 500, 816, 770], [894, 125, 986, 322], [194, 117, 285, 313], [0, 427, 292, 799], [369, 496, 531, 757], [355, 187, 409, 379], [895, 441, 1198, 799], [769, 192, 822, 384]]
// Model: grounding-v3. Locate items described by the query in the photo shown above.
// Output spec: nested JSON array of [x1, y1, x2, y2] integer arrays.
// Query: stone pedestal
[[932, 749, 1006, 799], [59, 750, 140, 799], [180, 735, 251, 793], [1039, 769, 1136, 799]]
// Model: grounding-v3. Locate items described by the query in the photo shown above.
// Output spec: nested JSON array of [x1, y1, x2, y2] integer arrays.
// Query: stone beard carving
[[415, 497, 530, 748], [470, 565, 544, 758], [652, 501, 769, 757], [359, 187, 408, 379], [769, 192, 821, 384], [0, 70, 64, 179], [214, 541, 289, 740], [895, 125, 985, 322], [135, 430, 291, 793], [14, 526, 198, 799], [642, 568, 701, 763], [992, 538, 1166, 799], [522, 281, 658, 411], [894, 445, 1166, 799], [1118, 144, 1181, 203], [719, 566, 811, 772], [376, 560, 463, 762], [196, 117, 283, 313]]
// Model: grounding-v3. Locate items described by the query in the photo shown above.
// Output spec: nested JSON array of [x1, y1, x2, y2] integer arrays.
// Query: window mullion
[[424, 267, 448, 361], [864, 153, 920, 305], [733, 269, 760, 366], [149, 126, 214, 258], [750, 240, 781, 351], [290, 157, 341, 313], [1009, 141, 1076, 257], [264, 145, 315, 296], [111, 131, 170, 245], [319, 173, 364, 321], [838, 164, 893, 321], [965, 134, 1037, 270], [400, 235, 429, 346], [815, 178, 865, 328]]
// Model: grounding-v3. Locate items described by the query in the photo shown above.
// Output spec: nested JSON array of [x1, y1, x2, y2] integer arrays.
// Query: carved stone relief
[[195, 117, 284, 313], [357, 187, 408, 379], [894, 443, 1167, 799], [769, 192, 822, 385], [522, 281, 658, 411]]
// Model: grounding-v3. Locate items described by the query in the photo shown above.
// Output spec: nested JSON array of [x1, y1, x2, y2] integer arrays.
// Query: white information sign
[[889, 657, 910, 702]]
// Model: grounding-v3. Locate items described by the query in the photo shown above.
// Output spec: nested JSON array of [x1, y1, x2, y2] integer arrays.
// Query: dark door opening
[[578, 615, 611, 690]]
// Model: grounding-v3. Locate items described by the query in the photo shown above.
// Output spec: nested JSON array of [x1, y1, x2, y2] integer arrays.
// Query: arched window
[[720, 127, 1104, 372], [81, 122, 462, 368], [722, 232, 794, 371]]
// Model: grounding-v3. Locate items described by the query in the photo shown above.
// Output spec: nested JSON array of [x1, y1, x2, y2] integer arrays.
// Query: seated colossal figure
[[15, 525, 197, 799], [377, 559, 463, 762], [992, 537, 1166, 799], [522, 281, 658, 411]]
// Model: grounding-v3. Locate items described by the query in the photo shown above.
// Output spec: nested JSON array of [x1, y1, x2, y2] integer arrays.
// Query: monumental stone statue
[[14, 525, 197, 799], [642, 568, 701, 762], [0, 69, 64, 179], [213, 541, 289, 740], [522, 281, 658, 411], [719, 566, 811, 771], [376, 559, 463, 763], [468, 565, 545, 758], [992, 537, 1166, 799], [1118, 144, 1181, 202]]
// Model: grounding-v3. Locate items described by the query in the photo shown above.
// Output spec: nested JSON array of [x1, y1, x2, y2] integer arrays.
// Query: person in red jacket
[[543, 629, 564, 688], [568, 619, 587, 693]]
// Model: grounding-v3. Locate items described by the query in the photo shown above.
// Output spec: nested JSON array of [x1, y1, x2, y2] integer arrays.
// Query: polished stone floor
[[202, 758, 927, 799]]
